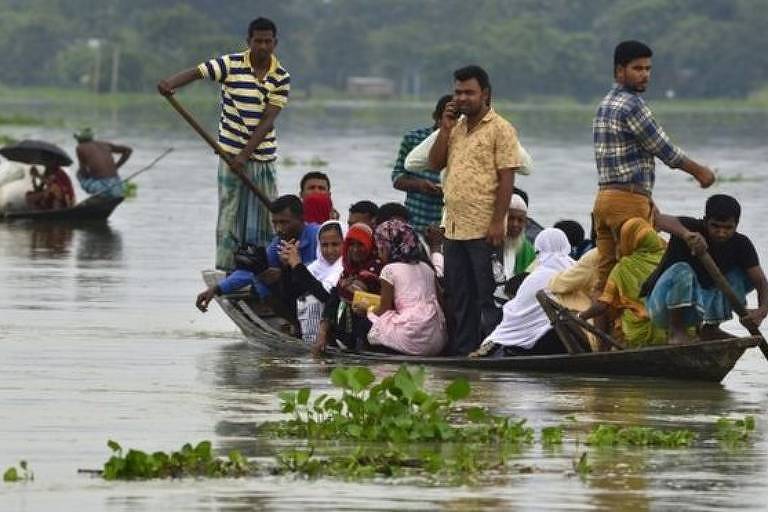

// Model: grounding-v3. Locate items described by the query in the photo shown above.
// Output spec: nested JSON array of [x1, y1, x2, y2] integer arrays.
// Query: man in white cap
[[501, 193, 535, 279]]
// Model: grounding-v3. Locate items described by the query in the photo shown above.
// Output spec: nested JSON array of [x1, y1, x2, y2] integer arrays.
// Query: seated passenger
[[475, 228, 575, 356], [281, 220, 344, 344], [501, 193, 536, 278], [195, 195, 320, 322], [377, 201, 444, 279], [302, 192, 333, 224], [580, 219, 666, 348], [26, 165, 76, 210], [548, 248, 600, 350], [643, 194, 768, 344], [554, 219, 595, 260], [313, 223, 382, 353], [360, 219, 447, 356], [299, 171, 339, 220], [347, 200, 378, 229]]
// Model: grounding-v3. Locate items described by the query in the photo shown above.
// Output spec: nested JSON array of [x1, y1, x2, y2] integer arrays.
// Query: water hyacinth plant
[[102, 440, 250, 480]]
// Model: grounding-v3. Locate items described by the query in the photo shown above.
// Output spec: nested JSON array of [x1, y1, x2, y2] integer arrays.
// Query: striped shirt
[[197, 51, 290, 161], [593, 85, 685, 195], [391, 126, 443, 232]]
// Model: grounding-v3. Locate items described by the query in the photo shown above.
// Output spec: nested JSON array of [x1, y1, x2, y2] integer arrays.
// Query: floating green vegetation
[[281, 156, 297, 167], [3, 461, 33, 482], [0, 113, 41, 126], [101, 440, 250, 480], [122, 181, 138, 198], [306, 156, 329, 167], [572, 452, 591, 479], [541, 425, 564, 447], [260, 366, 535, 481], [715, 415, 755, 447], [0, 134, 17, 146], [586, 424, 696, 448], [262, 366, 533, 445]]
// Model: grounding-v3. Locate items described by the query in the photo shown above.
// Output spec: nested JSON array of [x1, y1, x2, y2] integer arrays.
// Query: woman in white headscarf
[[281, 220, 345, 343], [475, 228, 575, 356]]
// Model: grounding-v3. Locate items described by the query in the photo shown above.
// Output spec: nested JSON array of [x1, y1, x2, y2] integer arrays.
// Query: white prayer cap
[[509, 194, 527, 212]]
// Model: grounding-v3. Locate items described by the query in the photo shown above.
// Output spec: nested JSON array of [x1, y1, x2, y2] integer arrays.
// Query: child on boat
[[280, 220, 344, 343], [361, 219, 447, 356], [313, 223, 382, 354]]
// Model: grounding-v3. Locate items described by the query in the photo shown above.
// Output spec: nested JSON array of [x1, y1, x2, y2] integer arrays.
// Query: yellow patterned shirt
[[197, 51, 290, 161], [443, 108, 521, 240]]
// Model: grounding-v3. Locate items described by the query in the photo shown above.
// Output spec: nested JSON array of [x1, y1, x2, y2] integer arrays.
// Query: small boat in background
[[0, 142, 123, 223], [202, 270, 758, 383]]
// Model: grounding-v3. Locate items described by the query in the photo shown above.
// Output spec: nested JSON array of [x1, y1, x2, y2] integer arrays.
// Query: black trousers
[[444, 238, 502, 355]]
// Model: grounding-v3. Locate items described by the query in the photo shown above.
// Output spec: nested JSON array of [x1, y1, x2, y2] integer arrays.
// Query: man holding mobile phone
[[428, 65, 523, 356]]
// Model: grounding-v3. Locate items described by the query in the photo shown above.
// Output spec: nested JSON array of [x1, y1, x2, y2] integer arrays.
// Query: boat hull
[[202, 270, 758, 382], [1, 196, 124, 222]]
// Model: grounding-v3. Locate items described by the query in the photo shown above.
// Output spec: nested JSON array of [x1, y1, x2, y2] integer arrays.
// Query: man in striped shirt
[[158, 17, 290, 271], [592, 40, 715, 293]]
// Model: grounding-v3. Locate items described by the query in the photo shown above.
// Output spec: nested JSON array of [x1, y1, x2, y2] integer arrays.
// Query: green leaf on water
[[297, 388, 311, 406], [330, 367, 349, 389], [107, 440, 122, 453], [445, 377, 470, 401], [351, 367, 375, 390], [3, 467, 19, 482]]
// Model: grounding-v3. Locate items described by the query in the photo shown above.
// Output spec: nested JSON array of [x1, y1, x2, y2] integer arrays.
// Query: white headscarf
[[503, 194, 529, 279], [307, 220, 344, 292], [485, 228, 574, 349]]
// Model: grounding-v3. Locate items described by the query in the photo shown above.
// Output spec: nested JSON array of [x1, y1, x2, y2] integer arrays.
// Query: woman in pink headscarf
[[361, 219, 446, 356]]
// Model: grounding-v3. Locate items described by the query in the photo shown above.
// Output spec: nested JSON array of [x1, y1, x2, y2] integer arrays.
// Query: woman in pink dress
[[360, 219, 447, 355]]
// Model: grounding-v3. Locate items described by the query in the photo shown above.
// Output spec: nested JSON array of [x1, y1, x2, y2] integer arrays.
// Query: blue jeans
[[646, 262, 753, 328]]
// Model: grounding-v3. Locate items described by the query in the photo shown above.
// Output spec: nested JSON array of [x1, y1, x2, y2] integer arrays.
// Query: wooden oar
[[697, 251, 768, 360], [163, 94, 272, 208]]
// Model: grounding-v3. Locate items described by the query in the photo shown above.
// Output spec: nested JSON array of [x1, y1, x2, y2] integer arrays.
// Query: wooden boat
[[202, 270, 758, 382], [1, 196, 124, 222]]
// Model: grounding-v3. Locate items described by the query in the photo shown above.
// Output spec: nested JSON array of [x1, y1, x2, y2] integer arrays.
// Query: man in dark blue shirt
[[196, 195, 319, 316]]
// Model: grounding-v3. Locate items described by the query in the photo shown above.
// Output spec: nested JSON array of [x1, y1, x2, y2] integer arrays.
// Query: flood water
[[1, 97, 768, 511]]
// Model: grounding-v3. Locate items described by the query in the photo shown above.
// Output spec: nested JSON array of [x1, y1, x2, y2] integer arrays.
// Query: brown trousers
[[592, 189, 653, 293]]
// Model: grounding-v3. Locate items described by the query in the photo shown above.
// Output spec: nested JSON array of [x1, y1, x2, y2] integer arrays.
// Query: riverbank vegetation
[[0, 1, 766, 103]]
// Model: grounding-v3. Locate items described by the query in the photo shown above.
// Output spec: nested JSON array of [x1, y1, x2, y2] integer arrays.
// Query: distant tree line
[[0, 0, 766, 100]]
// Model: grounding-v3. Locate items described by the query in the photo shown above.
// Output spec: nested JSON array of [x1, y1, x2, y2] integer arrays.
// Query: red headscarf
[[302, 192, 333, 224], [338, 222, 381, 300]]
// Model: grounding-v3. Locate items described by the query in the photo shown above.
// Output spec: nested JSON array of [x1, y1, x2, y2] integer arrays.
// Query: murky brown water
[[1, 99, 767, 511]]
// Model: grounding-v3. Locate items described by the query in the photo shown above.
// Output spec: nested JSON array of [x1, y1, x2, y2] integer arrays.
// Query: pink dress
[[367, 262, 447, 356]]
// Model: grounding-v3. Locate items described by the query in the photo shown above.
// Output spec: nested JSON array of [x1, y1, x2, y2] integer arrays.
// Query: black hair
[[300, 171, 330, 192], [349, 200, 378, 218], [454, 64, 491, 100], [432, 94, 453, 124], [376, 202, 410, 224], [553, 220, 585, 249], [705, 194, 741, 223], [614, 40, 652, 69], [513, 187, 529, 207], [248, 17, 277, 38], [270, 194, 302, 217], [319, 222, 343, 239]]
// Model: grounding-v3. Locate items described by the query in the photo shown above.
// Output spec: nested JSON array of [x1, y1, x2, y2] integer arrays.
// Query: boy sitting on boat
[[643, 194, 768, 344], [196, 195, 319, 330]]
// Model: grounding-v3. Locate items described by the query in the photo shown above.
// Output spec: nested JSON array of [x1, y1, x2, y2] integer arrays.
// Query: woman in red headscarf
[[313, 222, 382, 354]]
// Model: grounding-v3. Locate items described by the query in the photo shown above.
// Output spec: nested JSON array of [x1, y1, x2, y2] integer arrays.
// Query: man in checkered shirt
[[591, 40, 716, 295]]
